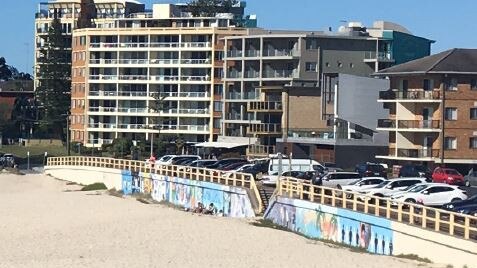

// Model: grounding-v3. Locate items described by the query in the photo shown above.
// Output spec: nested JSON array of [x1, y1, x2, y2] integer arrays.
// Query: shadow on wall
[[121, 170, 255, 218], [265, 196, 394, 255]]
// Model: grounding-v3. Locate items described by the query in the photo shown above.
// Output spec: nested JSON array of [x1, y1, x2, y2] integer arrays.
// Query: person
[[149, 155, 156, 169], [204, 203, 216, 215], [192, 202, 204, 214]]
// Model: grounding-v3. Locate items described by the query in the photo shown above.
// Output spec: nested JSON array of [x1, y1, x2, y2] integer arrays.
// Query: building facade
[[221, 22, 433, 160], [69, 3, 256, 147], [376, 48, 477, 171]]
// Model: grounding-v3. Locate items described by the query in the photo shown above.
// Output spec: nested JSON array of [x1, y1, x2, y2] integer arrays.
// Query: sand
[[0, 173, 441, 268]]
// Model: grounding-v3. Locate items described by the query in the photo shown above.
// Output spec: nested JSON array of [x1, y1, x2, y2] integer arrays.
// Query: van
[[313, 172, 362, 188], [268, 158, 324, 175]]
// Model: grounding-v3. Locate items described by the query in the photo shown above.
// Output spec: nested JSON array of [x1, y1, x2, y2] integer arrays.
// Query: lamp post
[[66, 113, 70, 156]]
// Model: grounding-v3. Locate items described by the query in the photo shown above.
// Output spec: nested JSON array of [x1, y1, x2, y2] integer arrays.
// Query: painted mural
[[120, 171, 255, 218], [265, 197, 394, 255]]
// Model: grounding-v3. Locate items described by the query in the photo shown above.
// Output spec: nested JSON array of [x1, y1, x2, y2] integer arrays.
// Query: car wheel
[[451, 198, 462, 202], [465, 180, 470, 187], [405, 198, 416, 203], [337, 184, 342, 190]]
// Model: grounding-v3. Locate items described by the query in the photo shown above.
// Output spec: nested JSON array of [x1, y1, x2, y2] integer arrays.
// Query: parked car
[[399, 164, 432, 180], [442, 194, 477, 211], [464, 169, 477, 187], [355, 162, 387, 178], [262, 170, 307, 186], [187, 160, 217, 168], [220, 161, 249, 171], [340, 177, 386, 192], [361, 178, 427, 198], [0, 153, 15, 168], [390, 183, 468, 207], [222, 164, 256, 179], [206, 158, 246, 169], [312, 172, 361, 188], [322, 162, 344, 173], [167, 155, 201, 166], [432, 167, 464, 185]]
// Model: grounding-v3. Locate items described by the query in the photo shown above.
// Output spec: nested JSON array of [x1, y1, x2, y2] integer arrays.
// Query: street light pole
[[66, 114, 70, 156]]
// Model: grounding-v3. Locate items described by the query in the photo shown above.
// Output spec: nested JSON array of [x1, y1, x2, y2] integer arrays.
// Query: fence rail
[[45, 156, 263, 213], [277, 177, 477, 241]]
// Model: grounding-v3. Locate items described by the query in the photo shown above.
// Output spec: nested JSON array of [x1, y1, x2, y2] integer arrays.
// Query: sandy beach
[[0, 173, 440, 268]]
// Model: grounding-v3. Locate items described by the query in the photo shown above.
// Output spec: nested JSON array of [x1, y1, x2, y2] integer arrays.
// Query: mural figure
[[359, 223, 372, 249], [315, 208, 338, 241]]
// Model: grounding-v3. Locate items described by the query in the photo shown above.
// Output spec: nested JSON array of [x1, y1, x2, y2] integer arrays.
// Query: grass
[[0, 144, 79, 165], [394, 254, 432, 264], [80, 182, 107, 191], [107, 188, 124, 198]]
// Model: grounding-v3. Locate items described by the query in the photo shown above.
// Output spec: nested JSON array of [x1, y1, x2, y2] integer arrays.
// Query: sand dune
[[0, 174, 440, 268]]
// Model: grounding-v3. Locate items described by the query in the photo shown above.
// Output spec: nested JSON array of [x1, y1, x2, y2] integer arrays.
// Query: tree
[[148, 92, 167, 156], [0, 57, 13, 81], [188, 0, 238, 17], [35, 18, 71, 139], [108, 138, 133, 158]]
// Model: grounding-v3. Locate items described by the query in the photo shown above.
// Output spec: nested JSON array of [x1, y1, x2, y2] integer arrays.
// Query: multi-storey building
[[70, 3, 256, 147], [221, 22, 433, 160], [376, 48, 477, 171], [34, 0, 145, 90]]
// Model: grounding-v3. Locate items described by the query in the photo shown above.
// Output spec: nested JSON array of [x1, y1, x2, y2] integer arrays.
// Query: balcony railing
[[149, 42, 180, 48], [161, 108, 209, 115], [151, 91, 208, 98], [248, 123, 282, 134], [263, 69, 298, 79], [244, 70, 260, 78], [87, 138, 113, 144], [245, 50, 260, 57], [88, 123, 117, 129], [118, 91, 148, 97], [364, 51, 394, 61], [119, 42, 149, 48], [180, 75, 211, 81], [88, 107, 117, 112], [227, 50, 243, 57], [117, 124, 147, 129], [248, 101, 282, 112], [262, 49, 300, 57], [119, 75, 148, 81], [117, 108, 148, 113], [150, 75, 179, 81], [398, 120, 440, 129], [89, 43, 119, 48], [247, 144, 276, 157], [89, 75, 118, 80], [227, 71, 242, 79], [150, 59, 179, 64], [379, 90, 441, 100], [180, 42, 211, 48], [89, 91, 118, 97], [89, 59, 118, 64], [159, 125, 209, 132], [180, 59, 211, 64], [118, 59, 149, 64], [377, 119, 396, 128], [397, 148, 440, 158]]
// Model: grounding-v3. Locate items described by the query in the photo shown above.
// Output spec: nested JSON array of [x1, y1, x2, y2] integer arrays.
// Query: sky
[[1, 0, 477, 74]]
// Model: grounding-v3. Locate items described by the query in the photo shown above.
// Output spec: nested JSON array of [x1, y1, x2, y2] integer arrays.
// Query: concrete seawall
[[265, 196, 476, 267], [45, 165, 255, 218]]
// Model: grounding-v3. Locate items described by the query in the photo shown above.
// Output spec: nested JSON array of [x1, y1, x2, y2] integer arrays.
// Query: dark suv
[[399, 164, 432, 181], [355, 163, 387, 178]]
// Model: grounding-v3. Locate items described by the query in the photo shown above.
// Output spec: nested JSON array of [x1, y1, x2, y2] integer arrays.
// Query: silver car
[[464, 169, 477, 187]]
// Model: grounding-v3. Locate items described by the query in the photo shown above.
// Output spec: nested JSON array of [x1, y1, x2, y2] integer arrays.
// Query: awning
[[194, 141, 248, 149]]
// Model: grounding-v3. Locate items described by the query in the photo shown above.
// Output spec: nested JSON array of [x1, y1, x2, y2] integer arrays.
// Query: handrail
[[277, 177, 477, 241], [45, 156, 263, 213]]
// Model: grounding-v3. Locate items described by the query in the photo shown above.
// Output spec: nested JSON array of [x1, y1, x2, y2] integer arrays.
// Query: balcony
[[89, 59, 118, 64], [153, 91, 208, 98], [161, 108, 209, 115], [227, 70, 242, 79], [180, 42, 211, 48], [89, 43, 119, 48], [248, 123, 282, 135], [263, 69, 298, 79], [119, 75, 148, 81], [364, 51, 394, 62], [247, 101, 282, 112], [119, 43, 149, 48], [245, 50, 260, 57], [247, 144, 276, 157], [89, 91, 118, 97], [87, 138, 113, 145], [262, 49, 300, 57], [377, 119, 440, 131], [227, 50, 243, 58], [378, 90, 441, 102], [397, 148, 440, 158], [180, 59, 211, 64], [150, 75, 179, 81], [117, 124, 148, 129], [244, 70, 260, 79], [88, 107, 117, 113], [89, 75, 118, 81], [150, 42, 180, 48], [150, 59, 179, 65], [88, 123, 117, 129], [159, 124, 209, 132], [180, 75, 211, 82], [118, 91, 148, 97]]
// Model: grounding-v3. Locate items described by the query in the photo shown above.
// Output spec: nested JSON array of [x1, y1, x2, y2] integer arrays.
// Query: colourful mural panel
[[121, 170, 132, 195], [265, 197, 394, 255]]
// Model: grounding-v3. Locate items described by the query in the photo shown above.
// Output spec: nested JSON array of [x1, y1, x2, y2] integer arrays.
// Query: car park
[[340, 177, 386, 192], [432, 167, 464, 185], [312, 172, 361, 188], [355, 162, 387, 178], [464, 169, 477, 187], [399, 164, 431, 180], [361, 178, 427, 198], [390, 183, 468, 207]]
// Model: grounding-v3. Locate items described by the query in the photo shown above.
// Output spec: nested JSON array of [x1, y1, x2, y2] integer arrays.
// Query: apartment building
[[376, 48, 477, 170], [70, 3, 256, 147], [221, 22, 433, 161], [34, 0, 145, 90]]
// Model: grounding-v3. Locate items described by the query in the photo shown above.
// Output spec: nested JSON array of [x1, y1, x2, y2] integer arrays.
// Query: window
[[471, 108, 477, 119], [325, 62, 330, 67], [444, 78, 458, 91], [337, 62, 343, 68], [423, 79, 433, 91], [305, 62, 317, 72], [349, 63, 354, 68], [306, 38, 318, 50], [444, 107, 457, 120], [213, 101, 222, 112], [470, 137, 477, 149], [471, 79, 477, 90], [444, 137, 457, 150]]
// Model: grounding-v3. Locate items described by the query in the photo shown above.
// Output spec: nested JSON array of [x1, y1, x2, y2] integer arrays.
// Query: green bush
[[81, 182, 107, 191]]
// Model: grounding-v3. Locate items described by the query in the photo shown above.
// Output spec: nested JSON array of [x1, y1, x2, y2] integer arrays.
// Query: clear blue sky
[[1, 0, 476, 74]]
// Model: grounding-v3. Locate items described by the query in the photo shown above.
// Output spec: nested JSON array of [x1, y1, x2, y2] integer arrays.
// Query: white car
[[360, 178, 427, 198], [222, 164, 255, 178], [262, 170, 307, 186], [391, 183, 468, 206], [340, 177, 386, 192], [316, 172, 361, 188]]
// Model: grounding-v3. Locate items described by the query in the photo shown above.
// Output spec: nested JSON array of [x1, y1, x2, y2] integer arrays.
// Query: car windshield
[[313, 165, 324, 172], [160, 156, 173, 161], [409, 185, 428, 193], [374, 181, 389, 188], [348, 179, 362, 185], [369, 165, 383, 172]]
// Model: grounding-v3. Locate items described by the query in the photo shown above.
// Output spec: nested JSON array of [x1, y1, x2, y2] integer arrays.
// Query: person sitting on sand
[[193, 202, 204, 213], [204, 203, 216, 215]]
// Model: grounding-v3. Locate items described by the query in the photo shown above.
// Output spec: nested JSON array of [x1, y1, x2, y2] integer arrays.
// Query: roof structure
[[376, 48, 477, 75]]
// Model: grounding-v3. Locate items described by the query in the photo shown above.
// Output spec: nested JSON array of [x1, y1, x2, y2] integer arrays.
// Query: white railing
[[89, 59, 118, 64], [88, 107, 117, 112], [89, 75, 118, 80], [118, 59, 149, 64], [87, 139, 114, 144], [180, 42, 211, 48], [180, 75, 210, 81], [89, 91, 118, 96], [119, 75, 148, 81], [149, 59, 179, 64], [88, 123, 117, 129], [180, 59, 211, 64], [150, 42, 180, 48], [117, 108, 148, 113], [117, 123, 147, 129], [118, 42, 149, 48], [150, 75, 180, 81]]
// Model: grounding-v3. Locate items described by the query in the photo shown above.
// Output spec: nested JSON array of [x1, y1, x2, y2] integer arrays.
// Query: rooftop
[[376, 48, 477, 75]]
